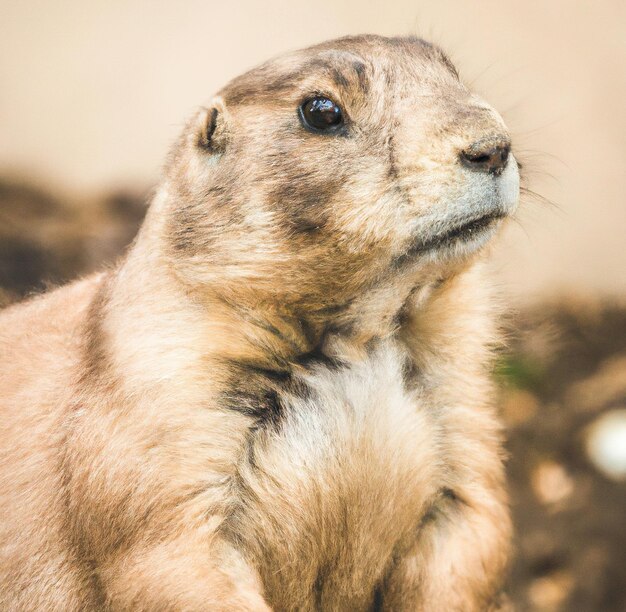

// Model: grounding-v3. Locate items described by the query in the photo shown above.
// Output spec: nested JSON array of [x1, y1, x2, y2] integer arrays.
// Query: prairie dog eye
[[299, 97, 344, 133]]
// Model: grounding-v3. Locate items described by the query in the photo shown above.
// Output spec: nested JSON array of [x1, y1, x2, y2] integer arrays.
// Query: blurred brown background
[[1, 1, 625, 610]]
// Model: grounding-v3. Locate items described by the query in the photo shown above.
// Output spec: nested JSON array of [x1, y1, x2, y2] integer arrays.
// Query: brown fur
[[0, 35, 519, 610]]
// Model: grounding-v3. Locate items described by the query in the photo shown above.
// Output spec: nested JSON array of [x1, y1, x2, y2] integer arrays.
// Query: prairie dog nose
[[460, 136, 511, 175]]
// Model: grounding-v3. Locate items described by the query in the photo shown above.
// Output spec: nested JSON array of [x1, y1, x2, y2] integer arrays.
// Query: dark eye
[[299, 97, 344, 133]]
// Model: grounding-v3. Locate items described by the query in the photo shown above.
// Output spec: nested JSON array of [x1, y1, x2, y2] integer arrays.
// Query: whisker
[[519, 186, 561, 213], [510, 215, 532, 241]]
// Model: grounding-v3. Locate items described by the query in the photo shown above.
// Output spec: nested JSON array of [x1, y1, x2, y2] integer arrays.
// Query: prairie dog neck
[[101, 227, 486, 403]]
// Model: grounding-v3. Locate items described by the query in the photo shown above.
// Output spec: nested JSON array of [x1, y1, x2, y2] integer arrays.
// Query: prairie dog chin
[[0, 35, 518, 611]]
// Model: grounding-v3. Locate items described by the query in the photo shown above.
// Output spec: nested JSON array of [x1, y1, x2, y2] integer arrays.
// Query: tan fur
[[0, 35, 519, 610]]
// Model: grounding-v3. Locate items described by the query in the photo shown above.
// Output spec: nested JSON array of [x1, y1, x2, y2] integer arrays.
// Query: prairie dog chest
[[231, 339, 443, 609]]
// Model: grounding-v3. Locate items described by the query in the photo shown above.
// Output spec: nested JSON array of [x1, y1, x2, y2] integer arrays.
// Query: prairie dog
[[0, 35, 519, 610]]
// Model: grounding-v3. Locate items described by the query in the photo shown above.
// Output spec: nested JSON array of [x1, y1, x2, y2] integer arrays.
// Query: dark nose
[[460, 138, 511, 175]]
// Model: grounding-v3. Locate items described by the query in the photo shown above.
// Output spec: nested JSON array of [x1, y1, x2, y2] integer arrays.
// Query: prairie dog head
[[158, 35, 519, 316]]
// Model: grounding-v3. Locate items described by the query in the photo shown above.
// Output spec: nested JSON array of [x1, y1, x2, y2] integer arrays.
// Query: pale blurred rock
[[585, 409, 626, 480], [528, 570, 573, 611], [502, 389, 540, 426], [531, 461, 574, 507]]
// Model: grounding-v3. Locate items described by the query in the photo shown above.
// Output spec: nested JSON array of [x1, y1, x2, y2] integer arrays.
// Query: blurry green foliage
[[495, 353, 546, 391]]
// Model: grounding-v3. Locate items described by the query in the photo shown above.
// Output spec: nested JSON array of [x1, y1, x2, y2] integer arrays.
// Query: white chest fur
[[232, 339, 444, 608]]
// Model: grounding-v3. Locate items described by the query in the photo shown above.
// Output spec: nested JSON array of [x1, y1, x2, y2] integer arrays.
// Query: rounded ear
[[196, 97, 228, 153]]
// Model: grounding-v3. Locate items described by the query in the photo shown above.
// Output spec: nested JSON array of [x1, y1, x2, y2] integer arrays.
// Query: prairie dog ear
[[196, 97, 229, 153]]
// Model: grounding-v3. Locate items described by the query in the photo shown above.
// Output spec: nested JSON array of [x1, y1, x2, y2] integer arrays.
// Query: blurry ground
[[500, 303, 626, 611], [1, 177, 624, 611], [0, 178, 146, 308]]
